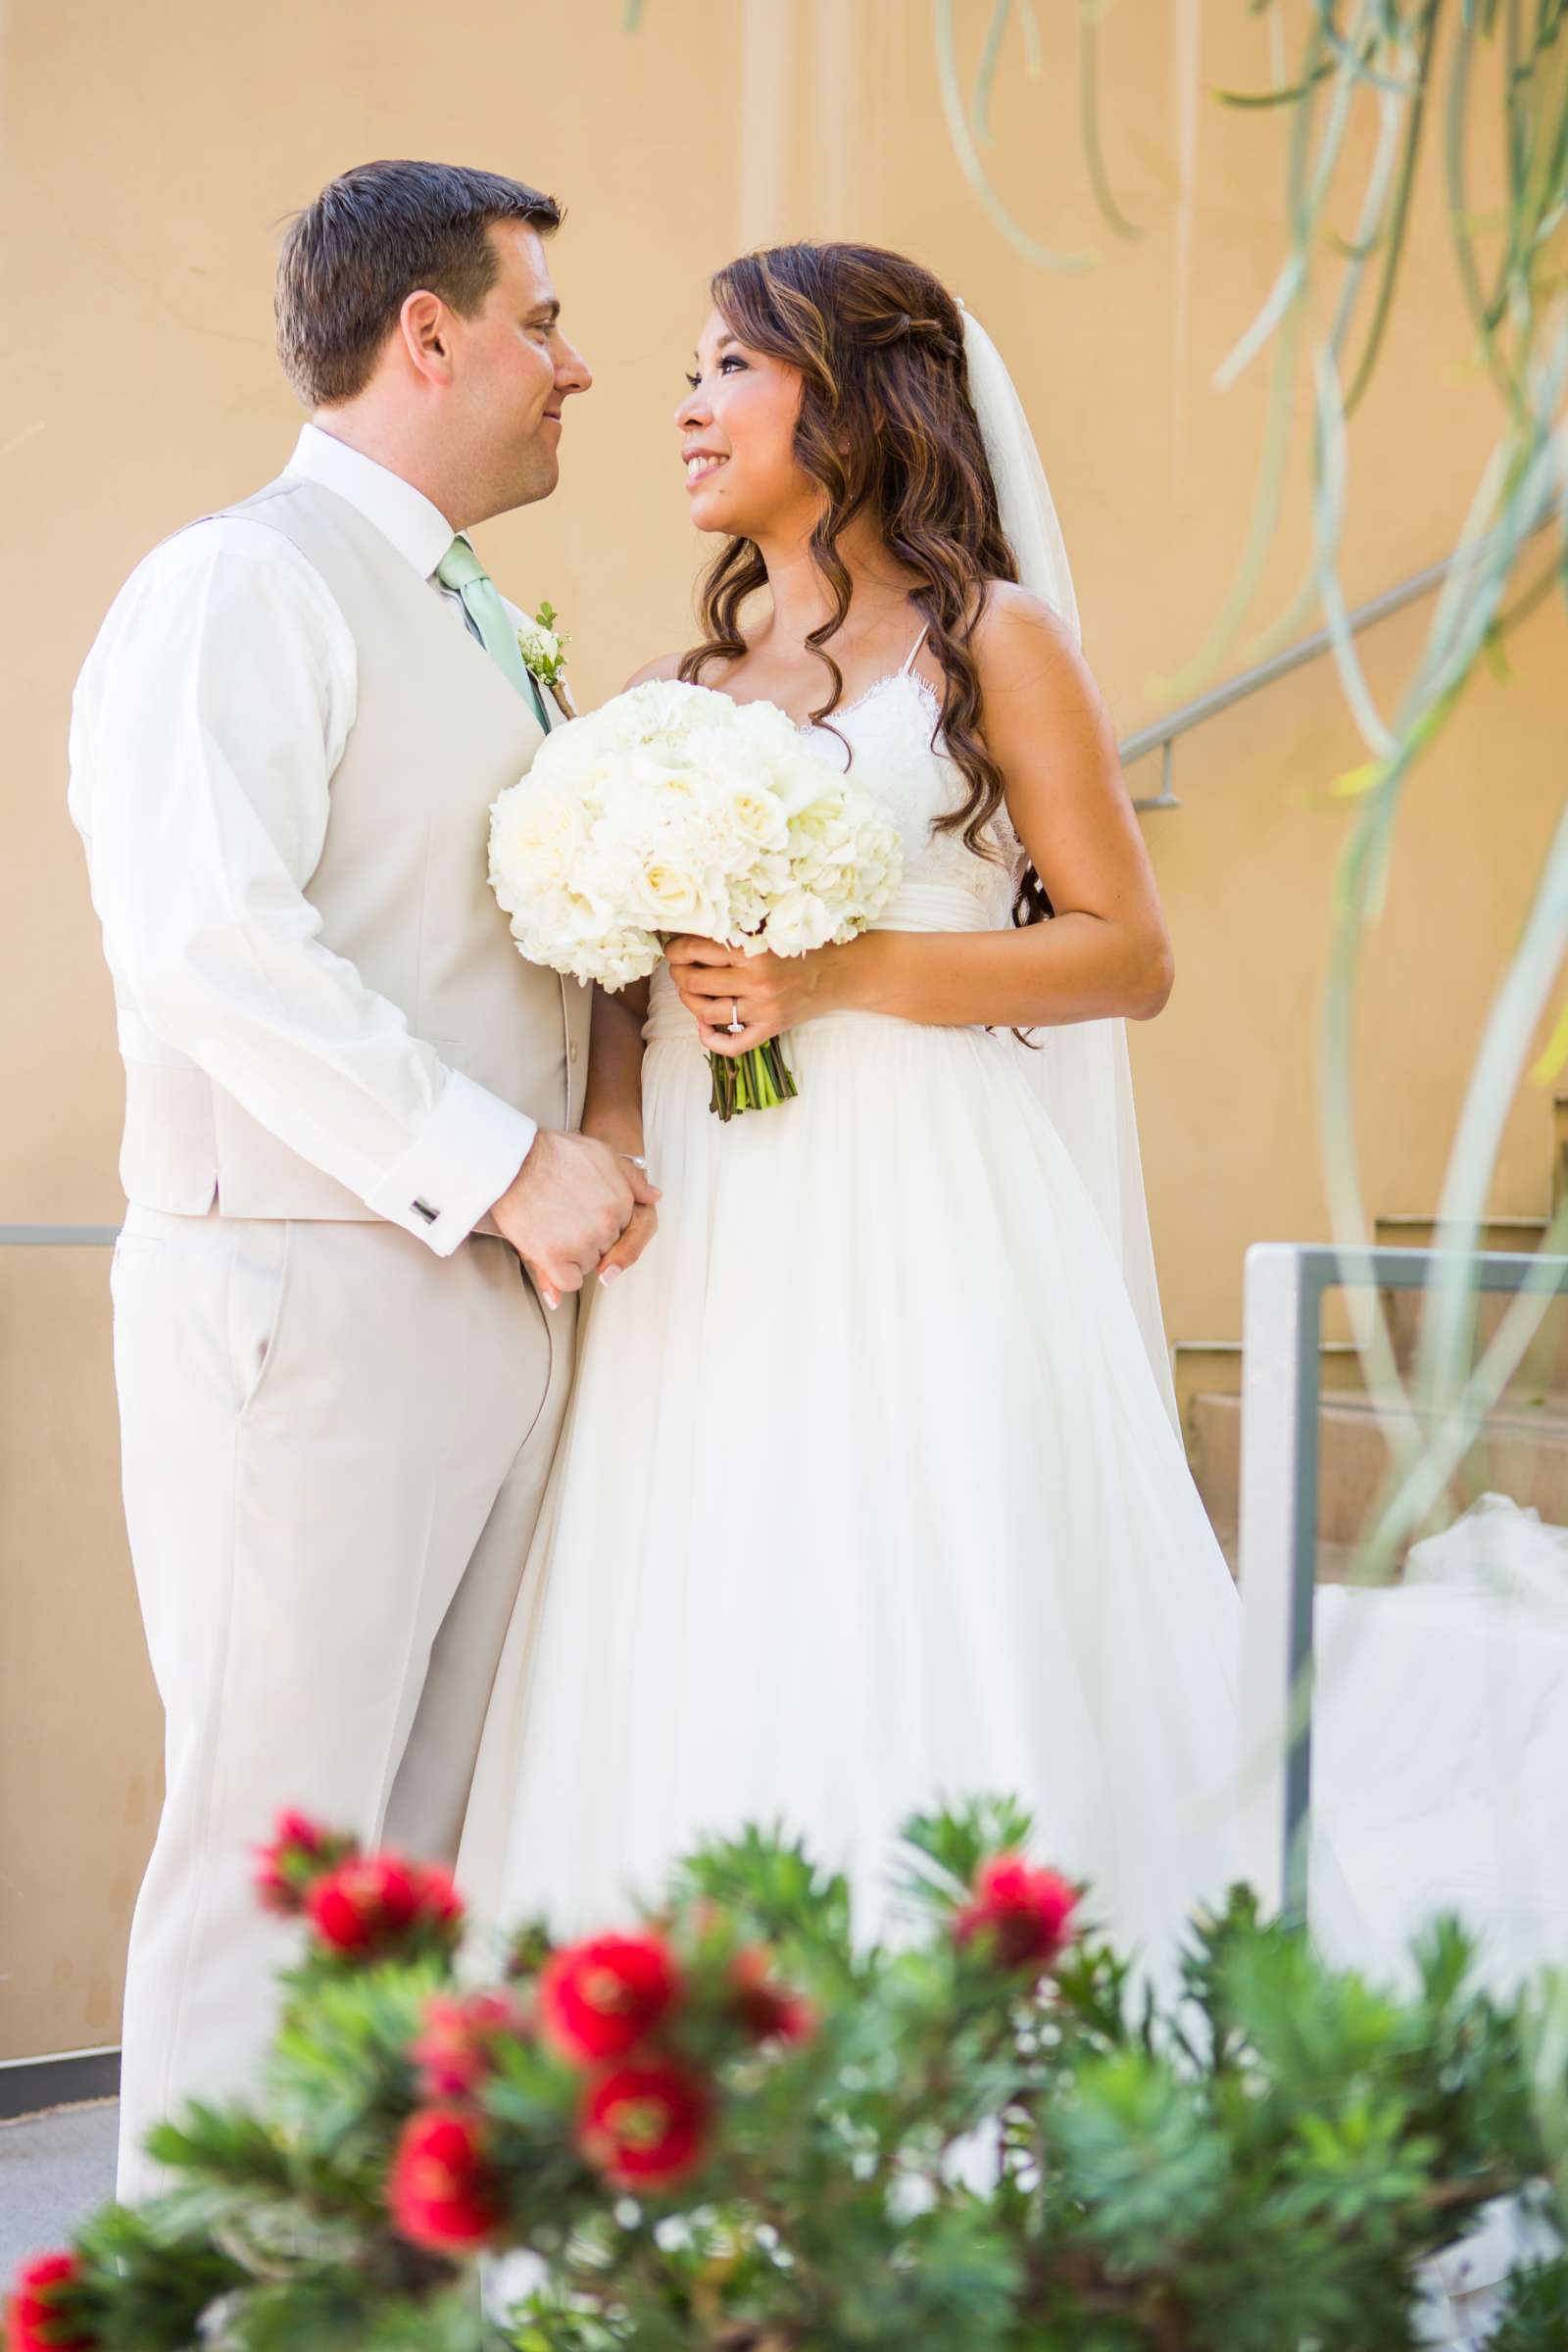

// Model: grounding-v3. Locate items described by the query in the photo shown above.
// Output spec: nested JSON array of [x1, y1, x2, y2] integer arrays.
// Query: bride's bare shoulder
[[970, 577, 1095, 705], [972, 577, 1078, 657], [619, 650, 690, 692]]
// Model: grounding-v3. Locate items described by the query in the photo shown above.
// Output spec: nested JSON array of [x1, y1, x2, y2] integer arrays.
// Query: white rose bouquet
[[488, 678, 904, 1118]]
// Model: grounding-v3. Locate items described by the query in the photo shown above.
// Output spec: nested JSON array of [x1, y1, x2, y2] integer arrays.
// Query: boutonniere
[[517, 602, 576, 722]]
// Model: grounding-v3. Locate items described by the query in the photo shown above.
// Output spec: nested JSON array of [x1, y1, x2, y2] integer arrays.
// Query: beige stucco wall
[[2, 1, 1561, 2060]]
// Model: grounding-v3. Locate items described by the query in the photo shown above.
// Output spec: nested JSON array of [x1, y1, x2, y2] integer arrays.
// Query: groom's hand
[[489, 1133, 660, 1309]]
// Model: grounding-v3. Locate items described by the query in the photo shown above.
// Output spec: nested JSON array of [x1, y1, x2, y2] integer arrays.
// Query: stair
[[1179, 1097, 1568, 1581], [1188, 1388, 1568, 1580]]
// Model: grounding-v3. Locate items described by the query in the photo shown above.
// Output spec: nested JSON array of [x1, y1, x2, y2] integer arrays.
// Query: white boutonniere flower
[[517, 601, 576, 721]]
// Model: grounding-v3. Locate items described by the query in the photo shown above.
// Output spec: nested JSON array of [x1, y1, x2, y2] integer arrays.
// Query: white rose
[[706, 775, 790, 859], [625, 850, 727, 935], [516, 618, 564, 674], [762, 889, 835, 956], [784, 794, 856, 888]]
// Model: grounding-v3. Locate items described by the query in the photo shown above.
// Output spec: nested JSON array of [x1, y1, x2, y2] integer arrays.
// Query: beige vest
[[120, 477, 591, 1225]]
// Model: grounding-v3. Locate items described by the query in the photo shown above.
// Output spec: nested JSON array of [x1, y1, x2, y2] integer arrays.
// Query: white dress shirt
[[69, 424, 541, 1252]]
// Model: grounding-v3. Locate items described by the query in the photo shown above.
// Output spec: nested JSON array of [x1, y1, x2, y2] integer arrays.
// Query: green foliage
[[1489, 2253, 1568, 2350], [63, 2201, 246, 2352], [1049, 2048, 1232, 2265], [664, 1815, 857, 1965], [22, 1803, 1566, 2351], [267, 1957, 440, 2192]]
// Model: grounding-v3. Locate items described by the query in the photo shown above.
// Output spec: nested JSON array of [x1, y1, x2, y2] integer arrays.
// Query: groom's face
[[449, 222, 591, 514]]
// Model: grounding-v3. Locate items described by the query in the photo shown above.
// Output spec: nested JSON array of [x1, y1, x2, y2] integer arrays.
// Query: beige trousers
[[109, 1203, 571, 2204]]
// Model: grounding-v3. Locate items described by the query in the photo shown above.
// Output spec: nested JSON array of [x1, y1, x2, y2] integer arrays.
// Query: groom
[[68, 160, 657, 2201]]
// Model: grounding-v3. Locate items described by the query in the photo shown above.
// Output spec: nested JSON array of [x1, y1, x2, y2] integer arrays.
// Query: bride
[[458, 239, 1245, 1966]]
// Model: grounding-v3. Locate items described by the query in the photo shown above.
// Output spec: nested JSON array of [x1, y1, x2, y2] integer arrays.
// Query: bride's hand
[[578, 1115, 659, 1289], [666, 936, 847, 1054], [594, 1197, 658, 1288]]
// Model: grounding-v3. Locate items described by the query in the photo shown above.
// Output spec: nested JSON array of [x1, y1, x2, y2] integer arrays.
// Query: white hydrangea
[[488, 678, 904, 992]]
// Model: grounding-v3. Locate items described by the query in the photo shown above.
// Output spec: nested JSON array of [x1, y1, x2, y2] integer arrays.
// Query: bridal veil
[[959, 303, 1181, 1433]]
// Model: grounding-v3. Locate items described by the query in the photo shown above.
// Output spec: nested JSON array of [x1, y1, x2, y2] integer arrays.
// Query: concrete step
[[1177, 1096, 1568, 1574], [1373, 1214, 1551, 1254], [1188, 1388, 1568, 1566], [1176, 1235, 1568, 1463], [1174, 1340, 1367, 1451], [1208, 1521, 1360, 1586]]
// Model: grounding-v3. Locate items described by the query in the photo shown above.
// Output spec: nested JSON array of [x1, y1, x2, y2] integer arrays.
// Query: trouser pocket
[[225, 1222, 292, 1418]]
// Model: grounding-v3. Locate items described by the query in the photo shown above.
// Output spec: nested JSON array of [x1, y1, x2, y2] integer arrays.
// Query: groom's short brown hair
[[275, 160, 564, 409]]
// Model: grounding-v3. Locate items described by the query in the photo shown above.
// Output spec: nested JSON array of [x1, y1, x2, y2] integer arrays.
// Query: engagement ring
[[727, 1001, 744, 1034]]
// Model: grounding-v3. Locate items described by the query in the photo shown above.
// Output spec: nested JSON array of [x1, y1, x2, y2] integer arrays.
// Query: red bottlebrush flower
[[306, 1853, 466, 1960], [411, 1988, 531, 2101], [275, 1807, 329, 1854], [252, 1809, 358, 1917], [386, 2109, 505, 2254], [729, 1946, 816, 2047], [5, 2252, 97, 2352], [417, 1864, 465, 1934], [538, 1931, 681, 2063], [578, 2058, 712, 2189], [953, 1853, 1080, 1975]]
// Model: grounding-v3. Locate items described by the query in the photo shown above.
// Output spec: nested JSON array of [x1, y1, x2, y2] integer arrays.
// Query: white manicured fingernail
[[600, 1265, 621, 1288]]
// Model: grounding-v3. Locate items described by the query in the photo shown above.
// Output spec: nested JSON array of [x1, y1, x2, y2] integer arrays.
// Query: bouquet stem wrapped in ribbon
[[489, 680, 903, 1120]]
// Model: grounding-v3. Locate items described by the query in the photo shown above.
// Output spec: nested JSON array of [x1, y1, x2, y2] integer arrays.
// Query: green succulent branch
[[932, 0, 1101, 271], [1079, 0, 1145, 242], [1143, 4, 1568, 1639], [1341, 0, 1441, 412], [973, 0, 1044, 145]]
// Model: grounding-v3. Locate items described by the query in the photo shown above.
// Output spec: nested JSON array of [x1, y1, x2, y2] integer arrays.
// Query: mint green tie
[[435, 536, 551, 732]]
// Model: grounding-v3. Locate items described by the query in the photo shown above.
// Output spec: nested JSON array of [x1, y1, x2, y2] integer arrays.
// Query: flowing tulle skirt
[[458, 983, 1250, 1978]]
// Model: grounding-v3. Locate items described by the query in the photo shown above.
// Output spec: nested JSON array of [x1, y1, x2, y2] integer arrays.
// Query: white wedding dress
[[457, 647, 1250, 1977]]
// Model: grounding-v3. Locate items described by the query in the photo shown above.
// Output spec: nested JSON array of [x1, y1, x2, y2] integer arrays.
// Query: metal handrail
[[0, 1225, 120, 1245], [1119, 548, 1467, 812]]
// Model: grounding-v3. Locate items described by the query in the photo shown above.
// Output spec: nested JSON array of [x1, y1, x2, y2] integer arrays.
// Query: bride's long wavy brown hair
[[678, 239, 1050, 926]]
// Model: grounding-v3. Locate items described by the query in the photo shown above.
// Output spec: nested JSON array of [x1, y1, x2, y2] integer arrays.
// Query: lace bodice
[[797, 668, 1023, 932]]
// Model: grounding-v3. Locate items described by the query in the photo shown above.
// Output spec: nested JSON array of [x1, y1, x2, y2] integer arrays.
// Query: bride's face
[[675, 307, 812, 538]]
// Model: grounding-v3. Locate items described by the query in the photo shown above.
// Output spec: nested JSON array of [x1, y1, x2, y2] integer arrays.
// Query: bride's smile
[[675, 307, 815, 539]]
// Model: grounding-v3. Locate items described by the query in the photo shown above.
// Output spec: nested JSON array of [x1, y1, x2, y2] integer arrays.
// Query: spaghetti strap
[[898, 621, 930, 675]]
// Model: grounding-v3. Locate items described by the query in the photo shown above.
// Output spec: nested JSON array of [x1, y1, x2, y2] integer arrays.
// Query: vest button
[[568, 1043, 579, 1063]]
